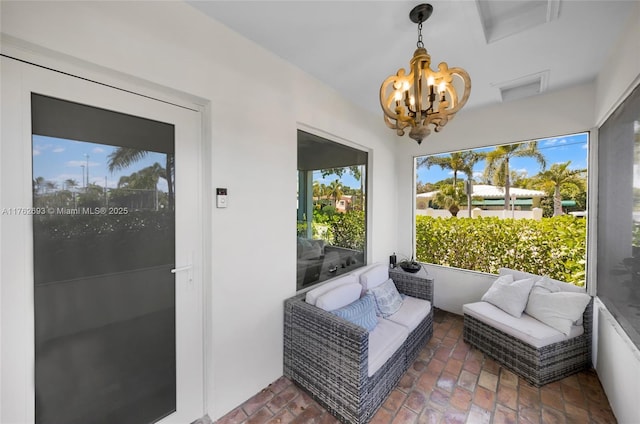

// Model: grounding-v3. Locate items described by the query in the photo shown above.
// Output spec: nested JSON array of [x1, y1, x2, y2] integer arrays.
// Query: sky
[[35, 132, 588, 194], [415, 132, 589, 185], [313, 169, 364, 191], [32, 135, 169, 192], [314, 132, 588, 190]]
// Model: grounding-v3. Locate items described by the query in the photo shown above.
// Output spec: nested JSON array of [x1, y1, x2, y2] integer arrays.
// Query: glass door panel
[[32, 94, 177, 424]]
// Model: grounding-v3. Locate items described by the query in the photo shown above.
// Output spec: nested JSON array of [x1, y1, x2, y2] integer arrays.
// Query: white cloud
[[33, 143, 53, 152], [66, 160, 100, 168], [542, 137, 568, 146], [92, 147, 105, 154], [52, 147, 65, 153], [33, 149, 41, 156]]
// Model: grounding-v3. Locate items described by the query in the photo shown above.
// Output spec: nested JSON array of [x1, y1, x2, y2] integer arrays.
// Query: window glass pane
[[297, 130, 367, 290], [597, 83, 640, 349], [415, 133, 588, 287]]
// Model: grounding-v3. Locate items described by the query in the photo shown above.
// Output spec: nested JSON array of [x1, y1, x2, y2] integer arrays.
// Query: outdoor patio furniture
[[283, 265, 433, 424], [463, 268, 593, 386]]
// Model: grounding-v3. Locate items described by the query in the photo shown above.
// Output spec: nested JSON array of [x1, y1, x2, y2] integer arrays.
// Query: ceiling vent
[[477, 0, 561, 43], [494, 70, 549, 102]]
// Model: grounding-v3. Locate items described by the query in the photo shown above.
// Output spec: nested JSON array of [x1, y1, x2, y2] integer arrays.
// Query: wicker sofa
[[284, 264, 433, 424], [463, 268, 593, 387]]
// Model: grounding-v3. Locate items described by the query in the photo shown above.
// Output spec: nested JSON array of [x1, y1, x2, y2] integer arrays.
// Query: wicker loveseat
[[284, 265, 433, 424], [463, 268, 593, 387]]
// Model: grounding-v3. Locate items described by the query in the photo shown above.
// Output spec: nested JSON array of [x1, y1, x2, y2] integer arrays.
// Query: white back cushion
[[316, 282, 362, 311], [498, 267, 584, 293], [525, 277, 591, 336], [305, 274, 358, 306], [359, 263, 390, 292]]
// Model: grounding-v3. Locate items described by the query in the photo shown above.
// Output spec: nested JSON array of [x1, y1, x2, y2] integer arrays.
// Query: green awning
[[561, 200, 577, 207]]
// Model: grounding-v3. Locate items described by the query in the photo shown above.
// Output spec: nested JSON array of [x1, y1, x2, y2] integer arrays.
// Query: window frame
[[296, 127, 369, 292], [412, 132, 590, 287]]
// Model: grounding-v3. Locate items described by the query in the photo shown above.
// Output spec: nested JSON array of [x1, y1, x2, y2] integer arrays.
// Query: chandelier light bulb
[[379, 3, 471, 145]]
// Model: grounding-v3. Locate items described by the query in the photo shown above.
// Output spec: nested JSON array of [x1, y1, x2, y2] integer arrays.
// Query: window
[[597, 83, 640, 349], [415, 133, 589, 286], [297, 130, 367, 290]]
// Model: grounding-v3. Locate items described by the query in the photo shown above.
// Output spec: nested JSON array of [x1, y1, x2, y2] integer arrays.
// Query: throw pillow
[[315, 282, 362, 311], [481, 275, 535, 318], [330, 294, 378, 332], [369, 278, 403, 318], [525, 278, 591, 336]]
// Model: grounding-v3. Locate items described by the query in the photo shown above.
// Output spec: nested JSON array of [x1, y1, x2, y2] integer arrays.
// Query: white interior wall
[[595, 2, 640, 126], [421, 265, 495, 315], [0, 1, 396, 420], [593, 299, 640, 423]]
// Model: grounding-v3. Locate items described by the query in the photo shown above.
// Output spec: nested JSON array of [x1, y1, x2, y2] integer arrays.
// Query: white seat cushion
[[385, 296, 431, 332], [368, 318, 408, 377], [463, 301, 583, 348]]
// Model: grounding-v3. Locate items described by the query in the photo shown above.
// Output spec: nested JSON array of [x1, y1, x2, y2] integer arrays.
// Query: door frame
[[1, 43, 211, 424]]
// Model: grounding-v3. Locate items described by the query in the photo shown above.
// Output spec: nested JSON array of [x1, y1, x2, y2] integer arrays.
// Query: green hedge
[[416, 215, 586, 286]]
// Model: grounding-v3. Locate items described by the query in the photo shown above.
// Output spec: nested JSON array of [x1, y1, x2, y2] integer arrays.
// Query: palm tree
[[418, 151, 482, 216], [484, 142, 546, 210], [44, 180, 58, 193], [64, 178, 79, 191], [418, 152, 470, 187], [117, 163, 165, 190], [327, 179, 344, 207], [108, 148, 174, 210], [33, 176, 45, 195], [322, 166, 364, 210], [535, 161, 586, 216], [433, 184, 464, 217], [312, 181, 326, 199]]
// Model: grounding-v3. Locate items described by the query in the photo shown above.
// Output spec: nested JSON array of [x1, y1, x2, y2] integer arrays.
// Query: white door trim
[[1, 53, 210, 424]]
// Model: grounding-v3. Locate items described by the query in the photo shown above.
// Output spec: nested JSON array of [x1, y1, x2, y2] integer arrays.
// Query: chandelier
[[380, 4, 471, 145]]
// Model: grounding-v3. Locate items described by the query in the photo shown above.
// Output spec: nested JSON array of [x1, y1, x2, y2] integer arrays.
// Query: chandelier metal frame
[[380, 3, 471, 145]]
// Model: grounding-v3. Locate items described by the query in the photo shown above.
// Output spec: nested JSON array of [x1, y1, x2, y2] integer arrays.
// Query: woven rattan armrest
[[285, 296, 369, 388], [390, 267, 433, 302]]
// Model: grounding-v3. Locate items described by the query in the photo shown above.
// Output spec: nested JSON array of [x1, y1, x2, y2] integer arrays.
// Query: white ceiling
[[188, 1, 634, 115]]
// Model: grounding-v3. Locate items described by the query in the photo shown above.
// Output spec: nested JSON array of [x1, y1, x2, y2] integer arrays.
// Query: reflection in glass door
[[32, 94, 177, 424]]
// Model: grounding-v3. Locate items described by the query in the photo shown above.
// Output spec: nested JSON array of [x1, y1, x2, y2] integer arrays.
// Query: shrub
[[332, 210, 366, 251], [415, 215, 586, 286]]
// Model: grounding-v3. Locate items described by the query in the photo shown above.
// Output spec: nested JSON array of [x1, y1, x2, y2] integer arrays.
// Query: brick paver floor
[[214, 309, 617, 424]]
